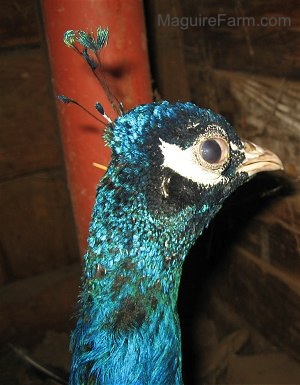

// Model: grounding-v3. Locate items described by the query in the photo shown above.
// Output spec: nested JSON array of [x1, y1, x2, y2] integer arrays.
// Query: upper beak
[[237, 140, 284, 176]]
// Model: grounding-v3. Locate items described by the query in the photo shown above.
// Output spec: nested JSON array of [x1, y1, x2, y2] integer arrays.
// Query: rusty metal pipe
[[41, 0, 152, 253]]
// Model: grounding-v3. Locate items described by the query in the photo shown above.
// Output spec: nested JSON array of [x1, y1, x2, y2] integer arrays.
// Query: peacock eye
[[196, 137, 229, 170]]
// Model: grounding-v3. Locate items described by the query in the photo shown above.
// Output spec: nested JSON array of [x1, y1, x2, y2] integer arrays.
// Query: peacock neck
[[70, 164, 215, 385], [85, 164, 208, 304]]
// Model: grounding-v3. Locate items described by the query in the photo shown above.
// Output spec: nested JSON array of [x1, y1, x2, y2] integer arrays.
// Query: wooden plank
[[215, 248, 300, 362], [145, 0, 191, 101], [0, 264, 80, 341], [181, 0, 300, 79], [0, 170, 79, 282], [0, 0, 40, 48], [236, 194, 300, 275], [0, 48, 63, 180]]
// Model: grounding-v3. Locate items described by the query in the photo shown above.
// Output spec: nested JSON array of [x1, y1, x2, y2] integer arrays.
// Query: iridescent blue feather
[[61, 26, 282, 385], [69, 102, 252, 385]]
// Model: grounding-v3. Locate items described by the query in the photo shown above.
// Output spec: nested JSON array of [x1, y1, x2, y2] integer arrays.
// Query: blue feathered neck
[[70, 102, 245, 385], [70, 168, 216, 385]]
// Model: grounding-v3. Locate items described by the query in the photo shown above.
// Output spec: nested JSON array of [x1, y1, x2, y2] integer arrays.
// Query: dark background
[[0, 0, 299, 384]]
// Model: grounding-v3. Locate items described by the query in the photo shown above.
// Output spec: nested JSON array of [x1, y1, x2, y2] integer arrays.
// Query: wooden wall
[[0, 0, 79, 336], [146, 0, 300, 364]]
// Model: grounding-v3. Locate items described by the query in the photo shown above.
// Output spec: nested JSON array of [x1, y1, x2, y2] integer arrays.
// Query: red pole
[[41, 0, 152, 254]]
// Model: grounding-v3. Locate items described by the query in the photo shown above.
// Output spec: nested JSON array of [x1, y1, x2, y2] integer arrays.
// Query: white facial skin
[[159, 138, 230, 186], [159, 135, 284, 188], [158, 121, 241, 189]]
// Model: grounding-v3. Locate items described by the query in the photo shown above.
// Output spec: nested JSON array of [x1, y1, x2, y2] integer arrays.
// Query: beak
[[237, 140, 284, 176]]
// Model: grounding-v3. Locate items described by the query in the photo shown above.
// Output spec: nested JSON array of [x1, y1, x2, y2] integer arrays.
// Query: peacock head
[[104, 101, 283, 220], [60, 27, 283, 226]]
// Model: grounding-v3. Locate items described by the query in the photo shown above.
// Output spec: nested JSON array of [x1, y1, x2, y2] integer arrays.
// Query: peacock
[[58, 27, 283, 385]]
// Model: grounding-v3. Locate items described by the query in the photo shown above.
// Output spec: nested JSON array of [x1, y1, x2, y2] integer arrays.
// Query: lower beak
[[237, 140, 284, 176]]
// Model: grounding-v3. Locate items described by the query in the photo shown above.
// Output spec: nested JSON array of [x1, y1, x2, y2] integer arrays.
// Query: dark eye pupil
[[200, 139, 222, 164]]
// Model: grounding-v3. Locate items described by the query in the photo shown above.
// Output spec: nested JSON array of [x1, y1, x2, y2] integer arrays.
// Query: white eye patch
[[159, 139, 228, 186], [229, 142, 240, 152]]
